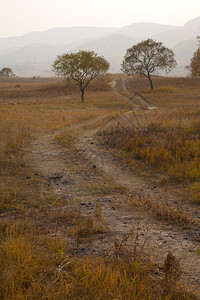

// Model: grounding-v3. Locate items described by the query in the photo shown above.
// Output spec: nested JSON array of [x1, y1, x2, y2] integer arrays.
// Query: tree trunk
[[81, 88, 85, 102], [148, 74, 154, 89]]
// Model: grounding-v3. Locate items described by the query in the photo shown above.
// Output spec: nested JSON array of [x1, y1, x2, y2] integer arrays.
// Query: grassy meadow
[[102, 76, 200, 204], [0, 75, 199, 299]]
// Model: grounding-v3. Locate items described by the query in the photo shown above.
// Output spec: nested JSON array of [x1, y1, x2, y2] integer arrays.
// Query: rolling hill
[[0, 17, 199, 76]]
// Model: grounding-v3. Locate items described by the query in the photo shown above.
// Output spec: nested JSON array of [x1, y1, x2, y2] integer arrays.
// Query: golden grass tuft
[[131, 195, 194, 228]]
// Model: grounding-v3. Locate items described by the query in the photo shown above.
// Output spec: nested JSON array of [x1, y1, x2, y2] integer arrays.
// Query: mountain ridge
[[0, 17, 199, 76]]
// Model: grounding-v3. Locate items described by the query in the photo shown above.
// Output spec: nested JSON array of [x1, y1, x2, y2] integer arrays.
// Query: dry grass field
[[0, 75, 200, 299], [104, 76, 200, 202]]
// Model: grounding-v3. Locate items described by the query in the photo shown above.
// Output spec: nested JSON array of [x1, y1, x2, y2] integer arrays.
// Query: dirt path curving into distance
[[26, 78, 200, 297], [112, 77, 157, 110]]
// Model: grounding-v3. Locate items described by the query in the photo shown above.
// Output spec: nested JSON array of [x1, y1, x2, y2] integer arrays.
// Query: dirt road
[[26, 80, 200, 297]]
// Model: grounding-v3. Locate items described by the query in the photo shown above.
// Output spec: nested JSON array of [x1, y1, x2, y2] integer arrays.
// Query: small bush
[[163, 251, 182, 289]]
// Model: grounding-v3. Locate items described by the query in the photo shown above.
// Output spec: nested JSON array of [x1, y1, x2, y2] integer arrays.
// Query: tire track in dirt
[[112, 77, 157, 110], [112, 79, 141, 110], [121, 77, 157, 109]]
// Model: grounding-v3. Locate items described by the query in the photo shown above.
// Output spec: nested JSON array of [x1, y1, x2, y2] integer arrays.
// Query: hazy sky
[[1, 0, 200, 38]]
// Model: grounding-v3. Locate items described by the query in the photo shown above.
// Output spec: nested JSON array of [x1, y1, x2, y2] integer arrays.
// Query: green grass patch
[[92, 184, 126, 196]]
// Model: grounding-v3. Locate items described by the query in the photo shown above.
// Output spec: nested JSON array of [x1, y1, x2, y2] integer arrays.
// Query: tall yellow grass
[[0, 220, 187, 299]]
